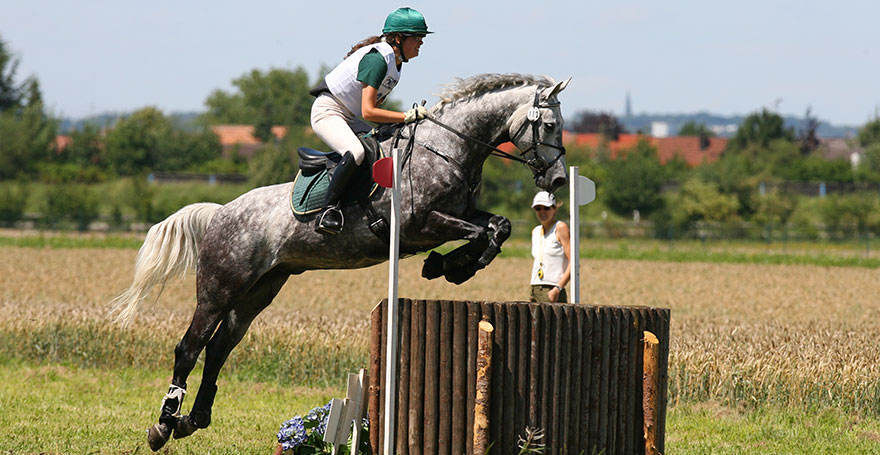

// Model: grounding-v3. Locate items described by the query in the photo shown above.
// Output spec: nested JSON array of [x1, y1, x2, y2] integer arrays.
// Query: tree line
[[2, 34, 880, 239]]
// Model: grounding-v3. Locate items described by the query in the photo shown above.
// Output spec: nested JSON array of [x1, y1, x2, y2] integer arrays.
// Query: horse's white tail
[[110, 202, 222, 327]]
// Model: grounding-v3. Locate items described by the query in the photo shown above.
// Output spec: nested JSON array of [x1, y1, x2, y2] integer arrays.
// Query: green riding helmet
[[382, 7, 433, 35]]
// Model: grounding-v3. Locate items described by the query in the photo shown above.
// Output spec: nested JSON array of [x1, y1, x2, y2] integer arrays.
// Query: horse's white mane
[[434, 73, 555, 109]]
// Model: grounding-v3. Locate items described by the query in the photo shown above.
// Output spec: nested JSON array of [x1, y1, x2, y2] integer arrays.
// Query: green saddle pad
[[290, 169, 333, 216], [289, 159, 382, 218]]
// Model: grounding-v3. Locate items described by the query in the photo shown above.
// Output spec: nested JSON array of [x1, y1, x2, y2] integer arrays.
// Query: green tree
[[751, 189, 796, 226], [0, 37, 57, 179], [857, 117, 880, 147], [730, 109, 795, 150], [854, 143, 880, 183], [104, 107, 173, 175], [104, 107, 221, 175], [248, 144, 294, 187], [62, 123, 105, 167], [0, 34, 23, 111], [600, 139, 665, 216], [201, 67, 314, 133], [678, 121, 715, 138], [673, 178, 741, 225]]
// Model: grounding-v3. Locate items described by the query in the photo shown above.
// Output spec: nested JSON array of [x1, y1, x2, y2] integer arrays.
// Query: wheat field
[[2, 246, 879, 414]]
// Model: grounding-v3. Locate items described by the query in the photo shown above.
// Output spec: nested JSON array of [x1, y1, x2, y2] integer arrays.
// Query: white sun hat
[[531, 191, 560, 208]]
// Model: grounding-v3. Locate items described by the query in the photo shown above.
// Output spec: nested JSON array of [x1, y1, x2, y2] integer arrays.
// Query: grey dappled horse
[[112, 73, 570, 450]]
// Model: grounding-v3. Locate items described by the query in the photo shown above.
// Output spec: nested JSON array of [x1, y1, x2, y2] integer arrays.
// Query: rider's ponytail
[[345, 33, 404, 58]]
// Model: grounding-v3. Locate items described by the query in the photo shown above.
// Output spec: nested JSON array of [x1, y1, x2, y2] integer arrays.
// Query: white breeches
[[310, 94, 371, 165]]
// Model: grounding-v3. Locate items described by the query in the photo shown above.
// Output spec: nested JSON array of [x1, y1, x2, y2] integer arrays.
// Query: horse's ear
[[542, 77, 572, 99]]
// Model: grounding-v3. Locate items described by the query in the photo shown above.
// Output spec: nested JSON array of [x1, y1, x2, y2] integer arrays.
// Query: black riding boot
[[316, 151, 358, 234]]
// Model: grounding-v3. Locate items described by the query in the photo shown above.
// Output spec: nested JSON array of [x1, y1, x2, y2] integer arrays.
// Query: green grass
[[2, 359, 878, 454], [667, 403, 880, 454], [0, 234, 145, 249], [0, 321, 369, 390], [0, 357, 339, 454], [4, 231, 879, 268]]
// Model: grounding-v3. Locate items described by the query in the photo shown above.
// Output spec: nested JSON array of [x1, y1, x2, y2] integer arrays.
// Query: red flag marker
[[373, 157, 394, 188]]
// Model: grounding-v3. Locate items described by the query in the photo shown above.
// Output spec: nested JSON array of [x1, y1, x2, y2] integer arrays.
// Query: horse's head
[[509, 77, 571, 192]]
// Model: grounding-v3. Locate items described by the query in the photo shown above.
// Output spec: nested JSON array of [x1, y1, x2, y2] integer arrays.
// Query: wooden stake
[[473, 320, 494, 455], [643, 331, 660, 455]]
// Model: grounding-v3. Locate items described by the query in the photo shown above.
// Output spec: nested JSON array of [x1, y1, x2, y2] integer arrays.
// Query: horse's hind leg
[[173, 270, 289, 439], [147, 300, 226, 451]]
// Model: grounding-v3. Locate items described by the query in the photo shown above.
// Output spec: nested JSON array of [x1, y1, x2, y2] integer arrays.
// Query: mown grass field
[[2, 236, 880, 453]]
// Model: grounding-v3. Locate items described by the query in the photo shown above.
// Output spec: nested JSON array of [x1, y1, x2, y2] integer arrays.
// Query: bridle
[[422, 87, 565, 177], [508, 88, 567, 174]]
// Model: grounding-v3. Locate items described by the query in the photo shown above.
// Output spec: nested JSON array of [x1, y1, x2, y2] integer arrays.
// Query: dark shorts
[[529, 284, 567, 304]]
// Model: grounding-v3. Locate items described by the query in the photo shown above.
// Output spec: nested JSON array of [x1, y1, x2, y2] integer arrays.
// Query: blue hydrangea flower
[[277, 415, 307, 451]]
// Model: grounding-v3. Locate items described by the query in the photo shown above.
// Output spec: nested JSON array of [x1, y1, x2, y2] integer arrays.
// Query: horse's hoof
[[421, 251, 445, 279], [173, 415, 199, 439], [147, 422, 172, 451]]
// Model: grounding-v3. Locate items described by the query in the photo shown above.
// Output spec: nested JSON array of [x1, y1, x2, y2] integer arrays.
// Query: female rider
[[310, 7, 432, 234]]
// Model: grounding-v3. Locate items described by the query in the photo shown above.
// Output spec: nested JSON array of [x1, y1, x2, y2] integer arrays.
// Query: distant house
[[54, 135, 72, 153], [562, 132, 727, 167], [211, 125, 289, 159], [818, 138, 864, 167]]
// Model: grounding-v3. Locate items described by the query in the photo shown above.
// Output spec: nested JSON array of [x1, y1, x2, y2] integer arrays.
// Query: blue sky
[[2, 1, 878, 126]]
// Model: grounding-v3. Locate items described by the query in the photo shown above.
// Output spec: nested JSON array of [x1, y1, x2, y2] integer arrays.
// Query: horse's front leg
[[420, 209, 511, 284]]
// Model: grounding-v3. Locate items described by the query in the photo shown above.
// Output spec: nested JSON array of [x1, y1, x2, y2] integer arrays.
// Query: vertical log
[[517, 303, 531, 445], [617, 309, 632, 455], [489, 303, 505, 451], [625, 309, 640, 455], [556, 305, 572, 454], [474, 320, 495, 455], [466, 302, 481, 455], [378, 299, 388, 454], [588, 307, 601, 452], [424, 300, 440, 455], [567, 306, 583, 455], [655, 309, 671, 455], [369, 302, 383, 455], [606, 308, 620, 455], [397, 299, 412, 455], [451, 301, 468, 455], [643, 331, 660, 455], [597, 307, 611, 453], [438, 300, 453, 455], [408, 300, 425, 455], [528, 304, 542, 429], [579, 306, 593, 453], [542, 304, 556, 454], [503, 303, 518, 454]]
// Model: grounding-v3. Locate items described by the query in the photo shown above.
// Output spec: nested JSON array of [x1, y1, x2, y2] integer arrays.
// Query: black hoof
[[173, 415, 199, 439], [445, 266, 477, 285], [147, 422, 172, 451], [421, 251, 445, 279]]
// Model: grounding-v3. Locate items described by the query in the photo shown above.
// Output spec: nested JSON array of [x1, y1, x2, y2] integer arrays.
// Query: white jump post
[[375, 147, 402, 455], [569, 166, 580, 304], [569, 167, 596, 304]]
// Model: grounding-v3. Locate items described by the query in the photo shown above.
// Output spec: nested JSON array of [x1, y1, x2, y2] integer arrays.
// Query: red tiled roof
[[211, 125, 288, 146], [54, 135, 72, 152], [563, 132, 727, 166]]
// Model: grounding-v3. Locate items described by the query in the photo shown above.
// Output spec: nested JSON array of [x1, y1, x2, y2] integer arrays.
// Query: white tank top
[[530, 221, 569, 286], [325, 41, 401, 116]]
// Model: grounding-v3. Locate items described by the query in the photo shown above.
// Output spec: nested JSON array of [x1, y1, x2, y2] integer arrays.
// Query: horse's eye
[[543, 122, 556, 130]]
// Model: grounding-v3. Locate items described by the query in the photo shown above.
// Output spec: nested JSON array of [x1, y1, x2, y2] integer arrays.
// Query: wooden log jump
[[369, 299, 670, 455]]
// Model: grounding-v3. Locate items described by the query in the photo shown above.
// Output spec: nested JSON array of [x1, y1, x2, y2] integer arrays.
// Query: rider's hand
[[404, 106, 429, 124]]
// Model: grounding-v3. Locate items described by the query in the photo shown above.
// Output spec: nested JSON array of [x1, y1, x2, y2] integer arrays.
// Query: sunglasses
[[534, 206, 553, 212]]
